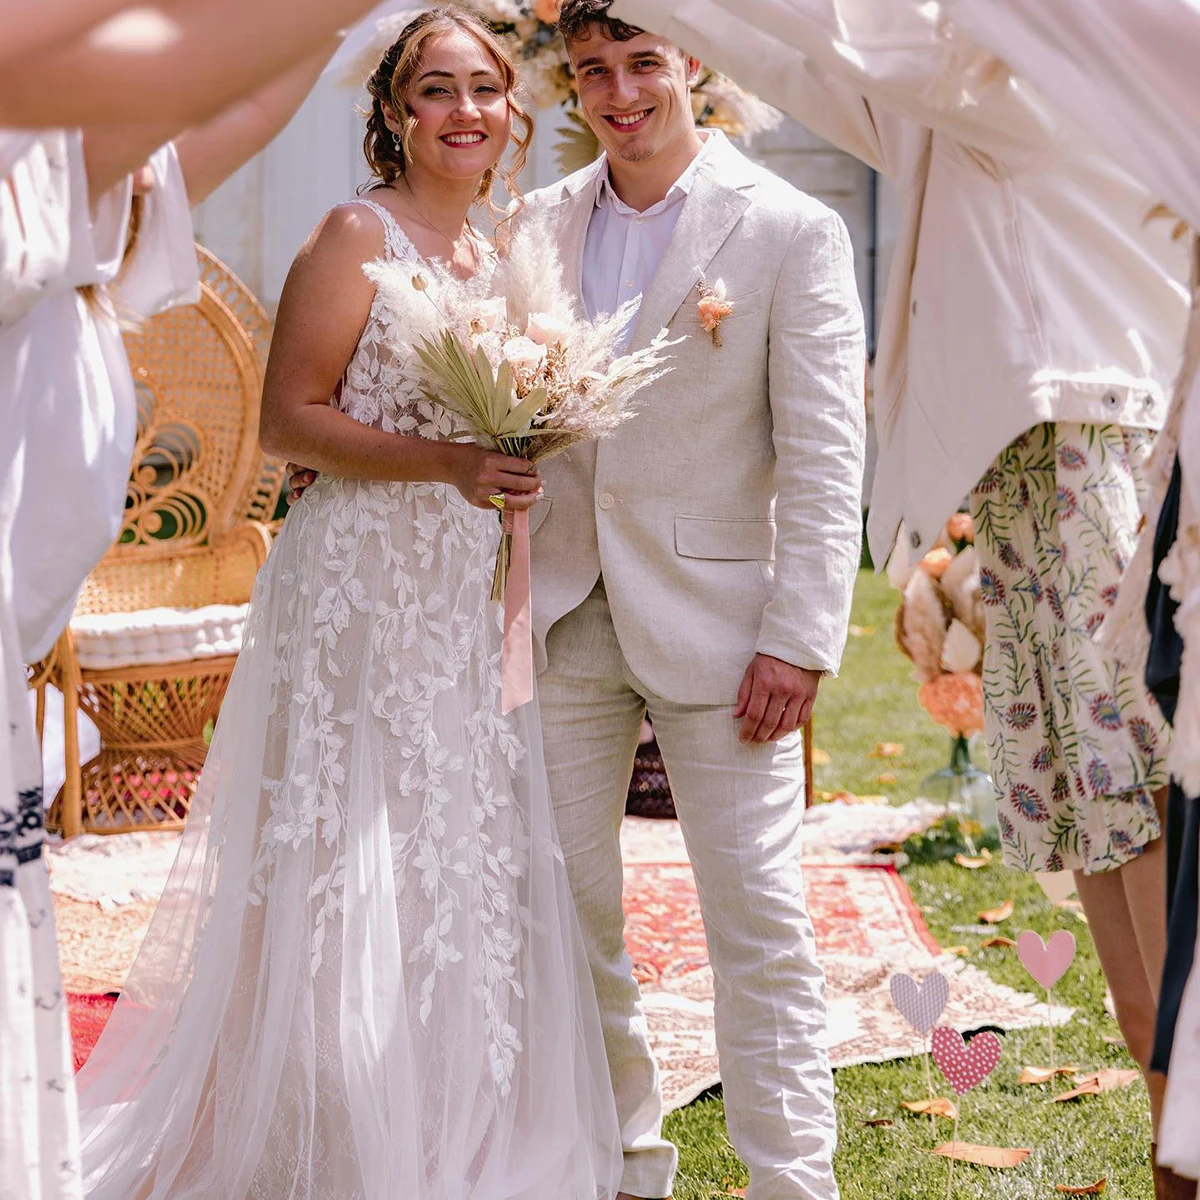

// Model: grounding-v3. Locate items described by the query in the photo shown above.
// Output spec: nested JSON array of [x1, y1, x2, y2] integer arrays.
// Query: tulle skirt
[[76, 476, 622, 1200]]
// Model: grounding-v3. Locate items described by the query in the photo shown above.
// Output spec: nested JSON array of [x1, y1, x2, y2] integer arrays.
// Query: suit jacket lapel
[[629, 142, 755, 350]]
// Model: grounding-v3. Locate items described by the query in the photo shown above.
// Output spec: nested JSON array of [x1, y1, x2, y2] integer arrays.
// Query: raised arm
[[611, 0, 1060, 162], [0, 0, 376, 130], [946, 0, 1200, 229], [83, 40, 338, 202], [0, 0, 149, 64], [259, 207, 542, 512]]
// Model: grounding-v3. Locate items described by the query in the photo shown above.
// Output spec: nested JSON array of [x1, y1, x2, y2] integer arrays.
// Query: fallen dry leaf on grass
[[1052, 1069, 1141, 1102], [877, 773, 898, 785], [981, 936, 1016, 948], [931, 1143, 1031, 1168], [811, 748, 831, 766], [954, 849, 993, 869], [978, 898, 1014, 924], [862, 1118, 894, 1127], [901, 1097, 959, 1120], [1101, 1036, 1126, 1048], [944, 945, 970, 956], [1056, 1180, 1107, 1195], [1018, 1065, 1078, 1085], [870, 742, 905, 758], [848, 624, 876, 637]]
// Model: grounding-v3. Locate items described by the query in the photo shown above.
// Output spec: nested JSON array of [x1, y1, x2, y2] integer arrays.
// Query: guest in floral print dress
[[971, 422, 1170, 876], [969, 419, 1175, 1143]]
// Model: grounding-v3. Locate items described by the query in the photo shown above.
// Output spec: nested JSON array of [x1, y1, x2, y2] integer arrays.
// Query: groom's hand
[[734, 654, 820, 744]]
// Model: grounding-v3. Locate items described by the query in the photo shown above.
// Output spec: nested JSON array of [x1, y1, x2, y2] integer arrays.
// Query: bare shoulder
[[293, 202, 389, 277]]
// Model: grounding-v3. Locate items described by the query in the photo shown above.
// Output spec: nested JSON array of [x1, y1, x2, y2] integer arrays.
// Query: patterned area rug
[[619, 819, 1071, 1110], [55, 814, 1070, 1112]]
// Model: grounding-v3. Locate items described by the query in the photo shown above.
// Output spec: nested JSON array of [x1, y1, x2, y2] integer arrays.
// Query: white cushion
[[70, 604, 247, 670]]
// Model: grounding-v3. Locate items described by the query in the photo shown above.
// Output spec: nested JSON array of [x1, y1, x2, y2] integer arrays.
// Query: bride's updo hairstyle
[[362, 5, 533, 206]]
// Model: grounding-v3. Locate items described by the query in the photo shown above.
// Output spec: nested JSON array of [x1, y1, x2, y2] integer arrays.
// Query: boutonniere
[[696, 277, 734, 347]]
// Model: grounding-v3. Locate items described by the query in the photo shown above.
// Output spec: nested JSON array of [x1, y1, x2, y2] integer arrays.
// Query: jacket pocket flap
[[674, 515, 775, 560]]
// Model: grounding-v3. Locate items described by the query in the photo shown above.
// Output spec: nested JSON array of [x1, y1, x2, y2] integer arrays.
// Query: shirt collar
[[594, 128, 722, 217]]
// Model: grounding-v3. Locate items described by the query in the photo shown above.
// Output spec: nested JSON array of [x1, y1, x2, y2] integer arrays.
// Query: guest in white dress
[[75, 9, 622, 1200], [0, 38, 357, 1200]]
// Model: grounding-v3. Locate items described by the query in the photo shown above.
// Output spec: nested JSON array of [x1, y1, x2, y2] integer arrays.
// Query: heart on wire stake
[[1017, 930, 1076, 989], [1018, 930, 1076, 1075], [891, 971, 952, 1130], [890, 971, 950, 1035], [930, 1027, 1004, 1197], [931, 1027, 1003, 1095]]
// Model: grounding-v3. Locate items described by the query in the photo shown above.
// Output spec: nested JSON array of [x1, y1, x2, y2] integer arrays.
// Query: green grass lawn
[[664, 569, 1153, 1199]]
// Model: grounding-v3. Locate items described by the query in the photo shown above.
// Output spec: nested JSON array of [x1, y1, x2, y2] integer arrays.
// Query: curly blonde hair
[[361, 5, 533, 211]]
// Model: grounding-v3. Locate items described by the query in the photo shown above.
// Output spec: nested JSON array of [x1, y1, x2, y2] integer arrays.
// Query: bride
[[76, 8, 622, 1198]]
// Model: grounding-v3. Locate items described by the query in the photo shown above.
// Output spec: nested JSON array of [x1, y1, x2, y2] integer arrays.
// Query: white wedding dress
[[77, 199, 623, 1200]]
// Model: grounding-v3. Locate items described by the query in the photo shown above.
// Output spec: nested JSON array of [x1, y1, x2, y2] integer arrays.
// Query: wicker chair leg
[[56, 633, 84, 839]]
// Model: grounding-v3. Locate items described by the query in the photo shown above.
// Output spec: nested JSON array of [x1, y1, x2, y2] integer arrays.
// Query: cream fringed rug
[[52, 816, 1071, 1110]]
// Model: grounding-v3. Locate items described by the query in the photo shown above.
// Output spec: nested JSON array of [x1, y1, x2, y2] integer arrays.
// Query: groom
[[521, 4, 865, 1197]]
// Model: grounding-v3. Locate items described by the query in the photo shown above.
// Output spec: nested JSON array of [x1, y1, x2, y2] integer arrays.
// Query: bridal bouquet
[[364, 211, 681, 709]]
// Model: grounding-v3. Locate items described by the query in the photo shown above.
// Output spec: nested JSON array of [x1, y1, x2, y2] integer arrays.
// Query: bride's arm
[[259, 207, 543, 512]]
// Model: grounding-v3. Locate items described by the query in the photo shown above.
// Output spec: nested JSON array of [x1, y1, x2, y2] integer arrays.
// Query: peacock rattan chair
[[37, 246, 286, 836]]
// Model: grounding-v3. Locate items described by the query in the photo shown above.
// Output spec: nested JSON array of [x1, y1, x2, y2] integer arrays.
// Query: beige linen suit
[[519, 135, 865, 1200]]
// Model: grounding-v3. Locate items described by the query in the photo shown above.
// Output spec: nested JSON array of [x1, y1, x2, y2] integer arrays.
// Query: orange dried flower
[[918, 671, 985, 737], [532, 0, 562, 22], [947, 512, 975, 544], [920, 547, 954, 579]]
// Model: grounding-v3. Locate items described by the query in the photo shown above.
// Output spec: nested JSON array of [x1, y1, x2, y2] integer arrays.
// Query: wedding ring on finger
[[488, 493, 506, 510]]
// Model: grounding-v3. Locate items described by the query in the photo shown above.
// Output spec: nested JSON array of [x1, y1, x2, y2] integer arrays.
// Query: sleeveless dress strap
[[338, 197, 420, 264]]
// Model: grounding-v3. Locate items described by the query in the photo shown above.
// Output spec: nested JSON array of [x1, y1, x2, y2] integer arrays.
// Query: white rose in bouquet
[[524, 311, 573, 348], [501, 335, 547, 382]]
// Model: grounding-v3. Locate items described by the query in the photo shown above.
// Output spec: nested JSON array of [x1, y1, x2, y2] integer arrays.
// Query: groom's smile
[[566, 28, 700, 172], [603, 107, 654, 132]]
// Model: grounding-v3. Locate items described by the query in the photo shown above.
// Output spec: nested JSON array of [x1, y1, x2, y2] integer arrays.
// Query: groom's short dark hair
[[556, 0, 644, 45]]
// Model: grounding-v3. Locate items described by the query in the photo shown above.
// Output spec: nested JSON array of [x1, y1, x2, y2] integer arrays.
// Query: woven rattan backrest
[[72, 247, 284, 617]]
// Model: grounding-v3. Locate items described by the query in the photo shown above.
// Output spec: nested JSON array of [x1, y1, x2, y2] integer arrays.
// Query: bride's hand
[[451, 445, 544, 511]]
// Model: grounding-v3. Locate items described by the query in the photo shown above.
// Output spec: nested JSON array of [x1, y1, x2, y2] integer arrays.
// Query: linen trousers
[[539, 584, 838, 1200]]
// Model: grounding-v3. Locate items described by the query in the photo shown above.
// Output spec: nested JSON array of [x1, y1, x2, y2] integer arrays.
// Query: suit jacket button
[[598, 493, 615, 510], [1102, 389, 1121, 410], [910, 529, 921, 549]]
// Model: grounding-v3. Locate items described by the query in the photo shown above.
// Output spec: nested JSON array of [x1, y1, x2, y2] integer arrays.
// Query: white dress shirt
[[581, 130, 719, 329]]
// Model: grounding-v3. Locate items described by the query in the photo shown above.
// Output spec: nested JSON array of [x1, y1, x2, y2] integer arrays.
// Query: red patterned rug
[[61, 818, 1065, 1111], [68, 992, 117, 1072], [622, 843, 1068, 1110]]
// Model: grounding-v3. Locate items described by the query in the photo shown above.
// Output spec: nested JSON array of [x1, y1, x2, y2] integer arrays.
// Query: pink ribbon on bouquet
[[501, 508, 533, 713]]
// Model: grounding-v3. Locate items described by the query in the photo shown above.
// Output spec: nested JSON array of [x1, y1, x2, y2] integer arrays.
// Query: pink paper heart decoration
[[931, 1026, 1003, 1095], [889, 970, 950, 1036], [1017, 929, 1077, 990]]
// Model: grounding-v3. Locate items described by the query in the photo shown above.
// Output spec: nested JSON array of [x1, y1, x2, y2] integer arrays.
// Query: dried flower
[[532, 0, 561, 22], [696, 278, 734, 347], [920, 547, 954, 579], [899, 567, 952, 683], [941, 618, 982, 674], [919, 672, 985, 737], [946, 512, 974, 543]]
